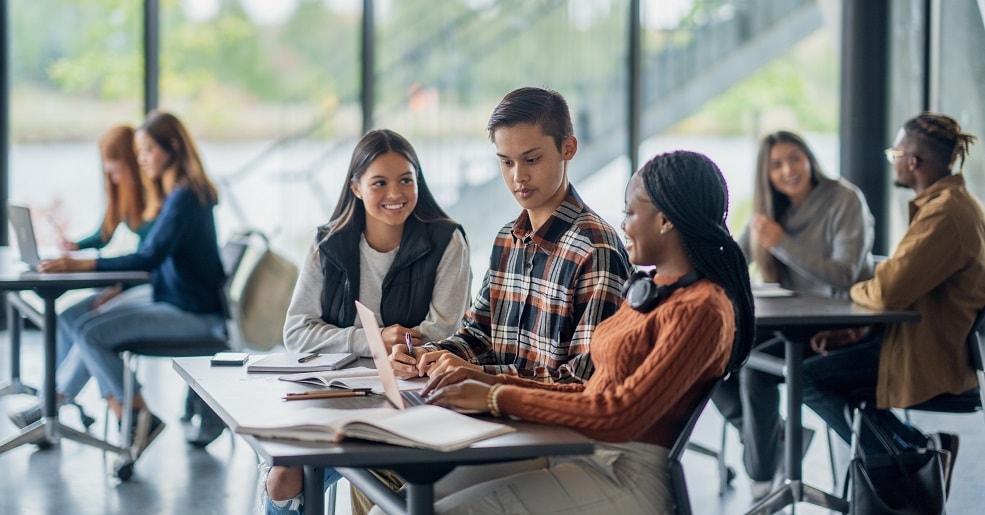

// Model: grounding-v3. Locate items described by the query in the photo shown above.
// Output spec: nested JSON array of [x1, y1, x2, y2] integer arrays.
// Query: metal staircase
[[218, 0, 824, 240]]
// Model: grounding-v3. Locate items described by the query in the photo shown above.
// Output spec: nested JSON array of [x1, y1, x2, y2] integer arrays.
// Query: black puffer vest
[[317, 217, 462, 327]]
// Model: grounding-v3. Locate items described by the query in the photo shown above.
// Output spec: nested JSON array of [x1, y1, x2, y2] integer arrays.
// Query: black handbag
[[848, 410, 947, 515]]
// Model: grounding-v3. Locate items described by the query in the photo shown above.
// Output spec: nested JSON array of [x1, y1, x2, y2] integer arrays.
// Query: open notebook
[[235, 301, 514, 450]]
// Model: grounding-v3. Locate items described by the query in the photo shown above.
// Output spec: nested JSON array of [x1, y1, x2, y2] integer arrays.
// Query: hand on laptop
[[38, 256, 96, 273], [419, 352, 482, 378], [421, 366, 504, 397]]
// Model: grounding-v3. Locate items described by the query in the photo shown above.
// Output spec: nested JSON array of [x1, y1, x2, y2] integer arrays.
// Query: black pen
[[297, 352, 320, 363]]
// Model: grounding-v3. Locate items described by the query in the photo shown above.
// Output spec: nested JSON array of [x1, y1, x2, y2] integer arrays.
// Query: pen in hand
[[405, 332, 413, 357], [297, 352, 320, 363]]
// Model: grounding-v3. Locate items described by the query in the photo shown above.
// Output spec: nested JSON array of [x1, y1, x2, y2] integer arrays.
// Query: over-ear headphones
[[622, 269, 701, 313]]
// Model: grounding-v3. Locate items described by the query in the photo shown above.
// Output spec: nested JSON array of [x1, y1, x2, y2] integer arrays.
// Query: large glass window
[[640, 0, 840, 238], [371, 0, 632, 276], [157, 0, 363, 262], [9, 0, 142, 254]]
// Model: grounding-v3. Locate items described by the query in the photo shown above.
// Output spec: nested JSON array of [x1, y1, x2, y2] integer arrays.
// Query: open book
[[278, 367, 427, 394], [235, 405, 515, 451]]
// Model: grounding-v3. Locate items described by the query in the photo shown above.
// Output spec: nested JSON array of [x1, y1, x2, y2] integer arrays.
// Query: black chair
[[669, 380, 722, 515], [902, 307, 985, 425], [111, 234, 252, 480]]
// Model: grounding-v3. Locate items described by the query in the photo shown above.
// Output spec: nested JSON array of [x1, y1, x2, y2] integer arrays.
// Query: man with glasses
[[803, 112, 985, 497]]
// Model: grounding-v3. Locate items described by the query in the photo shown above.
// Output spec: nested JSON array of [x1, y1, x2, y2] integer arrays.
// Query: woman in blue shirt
[[20, 111, 225, 455]]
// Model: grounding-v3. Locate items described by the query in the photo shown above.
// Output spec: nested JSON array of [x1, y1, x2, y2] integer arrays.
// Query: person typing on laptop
[[353, 87, 630, 515], [390, 87, 630, 385], [261, 129, 472, 515], [391, 151, 754, 514], [8, 112, 226, 460], [7, 125, 163, 431]]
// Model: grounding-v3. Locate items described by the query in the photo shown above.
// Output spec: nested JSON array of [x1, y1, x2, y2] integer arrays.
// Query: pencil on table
[[282, 390, 368, 401]]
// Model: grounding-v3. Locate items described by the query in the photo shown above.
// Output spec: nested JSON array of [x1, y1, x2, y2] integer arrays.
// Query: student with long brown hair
[[714, 130, 876, 499], [8, 125, 162, 430], [9, 111, 226, 456], [63, 125, 159, 252], [263, 128, 472, 515]]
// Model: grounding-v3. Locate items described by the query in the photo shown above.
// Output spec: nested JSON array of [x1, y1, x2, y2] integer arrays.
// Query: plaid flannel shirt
[[425, 187, 630, 382]]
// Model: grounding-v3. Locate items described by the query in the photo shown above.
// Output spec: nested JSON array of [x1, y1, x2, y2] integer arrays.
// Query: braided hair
[[904, 112, 978, 172], [637, 151, 755, 376]]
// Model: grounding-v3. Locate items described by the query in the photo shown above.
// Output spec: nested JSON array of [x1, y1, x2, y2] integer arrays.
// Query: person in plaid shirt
[[392, 86, 630, 383]]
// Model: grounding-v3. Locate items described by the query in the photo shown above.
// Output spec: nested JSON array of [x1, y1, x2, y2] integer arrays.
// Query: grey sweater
[[739, 178, 875, 298], [283, 230, 471, 355]]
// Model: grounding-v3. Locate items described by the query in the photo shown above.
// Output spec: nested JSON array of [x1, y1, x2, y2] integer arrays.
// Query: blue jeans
[[802, 335, 928, 454], [264, 468, 343, 515], [57, 293, 223, 400]]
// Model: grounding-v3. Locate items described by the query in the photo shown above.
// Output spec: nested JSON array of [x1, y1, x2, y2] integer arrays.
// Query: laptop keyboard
[[402, 391, 426, 407]]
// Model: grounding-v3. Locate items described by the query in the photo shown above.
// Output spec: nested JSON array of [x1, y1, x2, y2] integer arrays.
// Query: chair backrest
[[967, 307, 985, 373], [225, 230, 298, 352], [668, 379, 721, 515], [905, 307, 985, 415], [968, 308, 985, 421]]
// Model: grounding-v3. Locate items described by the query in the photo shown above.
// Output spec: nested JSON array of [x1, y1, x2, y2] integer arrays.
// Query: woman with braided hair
[[392, 150, 754, 514], [804, 112, 985, 495]]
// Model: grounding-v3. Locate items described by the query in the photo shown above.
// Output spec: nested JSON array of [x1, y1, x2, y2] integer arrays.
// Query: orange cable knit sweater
[[496, 277, 735, 448]]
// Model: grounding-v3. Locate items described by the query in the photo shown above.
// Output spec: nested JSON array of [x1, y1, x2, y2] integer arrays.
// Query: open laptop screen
[[7, 203, 41, 269]]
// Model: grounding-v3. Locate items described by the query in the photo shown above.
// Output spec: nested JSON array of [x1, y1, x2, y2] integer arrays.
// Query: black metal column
[[144, 0, 159, 114], [360, 0, 375, 134], [840, 0, 891, 255], [1, 0, 9, 247], [627, 0, 641, 176]]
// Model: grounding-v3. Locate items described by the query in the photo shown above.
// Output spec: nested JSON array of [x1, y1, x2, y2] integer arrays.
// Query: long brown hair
[[325, 129, 451, 237], [137, 111, 219, 206], [751, 131, 831, 283], [98, 125, 146, 240]]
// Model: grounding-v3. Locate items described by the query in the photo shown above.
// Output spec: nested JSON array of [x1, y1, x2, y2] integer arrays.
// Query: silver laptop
[[354, 300, 428, 409], [7, 203, 42, 270]]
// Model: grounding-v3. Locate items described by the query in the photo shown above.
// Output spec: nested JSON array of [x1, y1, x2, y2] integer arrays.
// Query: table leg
[[745, 333, 848, 514], [302, 466, 324, 515], [0, 300, 37, 397], [0, 291, 127, 456]]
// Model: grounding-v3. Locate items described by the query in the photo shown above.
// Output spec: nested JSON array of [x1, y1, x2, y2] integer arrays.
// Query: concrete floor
[[1, 328, 982, 514]]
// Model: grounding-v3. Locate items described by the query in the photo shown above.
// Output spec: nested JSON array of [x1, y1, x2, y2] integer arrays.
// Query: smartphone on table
[[210, 352, 250, 366]]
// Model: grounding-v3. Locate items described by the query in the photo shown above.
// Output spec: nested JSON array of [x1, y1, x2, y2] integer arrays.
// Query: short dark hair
[[486, 87, 573, 151]]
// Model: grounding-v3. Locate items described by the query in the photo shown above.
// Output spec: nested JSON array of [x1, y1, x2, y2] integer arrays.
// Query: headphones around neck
[[622, 269, 701, 313]]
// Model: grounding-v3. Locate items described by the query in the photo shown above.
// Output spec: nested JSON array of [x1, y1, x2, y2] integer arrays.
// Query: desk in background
[[747, 293, 920, 515], [173, 357, 594, 515], [0, 269, 150, 455]]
